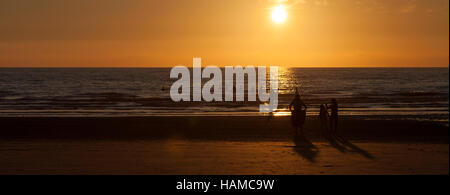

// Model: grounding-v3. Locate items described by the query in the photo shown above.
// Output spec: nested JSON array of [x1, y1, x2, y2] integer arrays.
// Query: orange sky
[[0, 0, 448, 67]]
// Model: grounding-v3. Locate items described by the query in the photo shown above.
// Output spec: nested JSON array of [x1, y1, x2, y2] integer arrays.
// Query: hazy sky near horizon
[[0, 0, 448, 67]]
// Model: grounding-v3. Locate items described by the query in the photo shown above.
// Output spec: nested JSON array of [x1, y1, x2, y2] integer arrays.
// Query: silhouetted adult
[[289, 90, 307, 136], [319, 104, 330, 139], [327, 98, 339, 137]]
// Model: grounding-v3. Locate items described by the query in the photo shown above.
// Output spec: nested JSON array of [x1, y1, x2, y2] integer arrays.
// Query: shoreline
[[1, 116, 448, 142]]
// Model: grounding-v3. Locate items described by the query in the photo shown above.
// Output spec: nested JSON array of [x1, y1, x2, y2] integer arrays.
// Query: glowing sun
[[271, 5, 287, 23]]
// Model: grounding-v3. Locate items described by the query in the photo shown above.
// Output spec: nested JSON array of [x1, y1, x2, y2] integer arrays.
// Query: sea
[[0, 68, 448, 123]]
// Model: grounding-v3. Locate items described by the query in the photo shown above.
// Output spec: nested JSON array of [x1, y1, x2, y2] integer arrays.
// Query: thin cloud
[[400, 0, 417, 13], [269, 0, 307, 8], [314, 0, 329, 6]]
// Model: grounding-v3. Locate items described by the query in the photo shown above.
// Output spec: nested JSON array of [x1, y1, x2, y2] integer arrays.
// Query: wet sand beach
[[0, 139, 448, 175], [0, 116, 448, 174]]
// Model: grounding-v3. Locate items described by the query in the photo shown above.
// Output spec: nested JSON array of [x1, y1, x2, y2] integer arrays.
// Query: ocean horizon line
[[0, 66, 448, 69]]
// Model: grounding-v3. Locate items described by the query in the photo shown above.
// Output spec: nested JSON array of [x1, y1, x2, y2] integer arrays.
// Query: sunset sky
[[0, 0, 448, 67]]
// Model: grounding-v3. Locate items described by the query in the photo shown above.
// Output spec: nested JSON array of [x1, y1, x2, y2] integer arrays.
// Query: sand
[[0, 140, 447, 175], [0, 116, 448, 174]]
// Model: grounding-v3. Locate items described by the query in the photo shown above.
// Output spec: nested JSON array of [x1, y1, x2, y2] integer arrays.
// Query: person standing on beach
[[289, 90, 307, 136], [327, 99, 339, 137], [319, 104, 330, 139]]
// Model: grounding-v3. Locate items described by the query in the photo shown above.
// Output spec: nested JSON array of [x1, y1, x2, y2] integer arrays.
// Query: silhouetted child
[[327, 98, 339, 138], [319, 104, 330, 139]]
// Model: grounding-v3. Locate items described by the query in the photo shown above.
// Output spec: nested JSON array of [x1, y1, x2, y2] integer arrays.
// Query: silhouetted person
[[289, 90, 307, 136], [267, 111, 274, 122], [327, 98, 339, 137], [319, 104, 330, 139]]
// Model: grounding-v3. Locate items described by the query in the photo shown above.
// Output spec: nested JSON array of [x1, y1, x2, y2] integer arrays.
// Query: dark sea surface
[[0, 68, 448, 123]]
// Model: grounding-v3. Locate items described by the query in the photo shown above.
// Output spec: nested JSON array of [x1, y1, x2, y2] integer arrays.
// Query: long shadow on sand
[[336, 136, 374, 159], [326, 135, 374, 160], [292, 135, 319, 163], [325, 136, 347, 153]]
